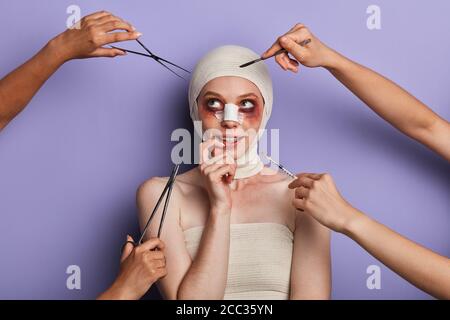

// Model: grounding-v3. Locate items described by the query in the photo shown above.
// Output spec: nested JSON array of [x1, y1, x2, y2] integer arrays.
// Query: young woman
[[137, 45, 331, 300]]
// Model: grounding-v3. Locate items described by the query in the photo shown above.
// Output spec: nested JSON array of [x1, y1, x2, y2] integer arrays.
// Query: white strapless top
[[183, 223, 294, 300]]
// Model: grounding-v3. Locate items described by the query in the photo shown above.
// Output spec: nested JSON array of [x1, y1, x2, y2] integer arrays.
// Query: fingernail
[[131, 25, 136, 31], [136, 32, 143, 37], [280, 36, 288, 43]]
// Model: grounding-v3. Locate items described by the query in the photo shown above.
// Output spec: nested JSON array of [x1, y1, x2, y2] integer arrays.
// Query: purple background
[[0, 0, 448, 299]]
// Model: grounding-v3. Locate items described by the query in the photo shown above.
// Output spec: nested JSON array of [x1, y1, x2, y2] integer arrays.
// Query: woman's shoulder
[[258, 166, 295, 189], [137, 166, 203, 201], [257, 166, 297, 229]]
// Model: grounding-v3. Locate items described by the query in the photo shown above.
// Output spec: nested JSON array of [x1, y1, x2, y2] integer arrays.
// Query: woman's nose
[[221, 120, 239, 128]]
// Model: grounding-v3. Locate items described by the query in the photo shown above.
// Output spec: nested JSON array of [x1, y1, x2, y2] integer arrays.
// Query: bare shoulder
[[258, 166, 295, 195], [256, 166, 297, 230], [136, 167, 208, 232], [136, 167, 203, 208]]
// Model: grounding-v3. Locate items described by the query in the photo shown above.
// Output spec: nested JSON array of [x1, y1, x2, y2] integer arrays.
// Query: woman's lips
[[221, 136, 244, 147]]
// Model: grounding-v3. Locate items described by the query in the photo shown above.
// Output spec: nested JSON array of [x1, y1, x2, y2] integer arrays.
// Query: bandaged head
[[188, 45, 273, 179]]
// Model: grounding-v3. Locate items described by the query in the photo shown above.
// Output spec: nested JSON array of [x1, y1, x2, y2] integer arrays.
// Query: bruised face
[[196, 76, 264, 160]]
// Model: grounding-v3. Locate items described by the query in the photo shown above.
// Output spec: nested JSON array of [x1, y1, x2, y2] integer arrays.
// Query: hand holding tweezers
[[239, 38, 311, 68], [111, 39, 191, 80]]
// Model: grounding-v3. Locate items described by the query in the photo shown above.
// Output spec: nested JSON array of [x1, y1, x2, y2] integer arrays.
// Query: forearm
[[344, 207, 450, 299], [326, 53, 444, 144], [0, 39, 64, 130], [177, 211, 231, 299]]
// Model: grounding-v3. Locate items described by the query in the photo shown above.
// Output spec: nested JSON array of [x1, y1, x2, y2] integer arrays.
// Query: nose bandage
[[188, 45, 273, 179], [214, 103, 244, 124]]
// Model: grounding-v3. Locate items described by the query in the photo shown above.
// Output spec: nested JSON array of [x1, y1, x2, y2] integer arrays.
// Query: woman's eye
[[241, 100, 255, 109], [207, 99, 222, 109]]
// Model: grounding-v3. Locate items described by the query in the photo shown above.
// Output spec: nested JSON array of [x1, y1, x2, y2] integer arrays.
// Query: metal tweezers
[[123, 164, 180, 249], [139, 164, 180, 244], [111, 39, 191, 80]]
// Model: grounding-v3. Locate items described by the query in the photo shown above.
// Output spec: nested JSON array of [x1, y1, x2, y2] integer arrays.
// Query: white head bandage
[[188, 45, 273, 179]]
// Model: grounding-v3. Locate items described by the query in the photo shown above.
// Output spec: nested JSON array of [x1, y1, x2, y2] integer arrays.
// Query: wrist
[[341, 206, 368, 237], [322, 48, 347, 72], [45, 34, 71, 65], [100, 280, 141, 300], [211, 204, 231, 216], [209, 208, 232, 229]]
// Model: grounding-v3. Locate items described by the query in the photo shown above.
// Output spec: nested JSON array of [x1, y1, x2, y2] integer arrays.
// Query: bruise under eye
[[241, 100, 255, 108], [239, 99, 257, 112]]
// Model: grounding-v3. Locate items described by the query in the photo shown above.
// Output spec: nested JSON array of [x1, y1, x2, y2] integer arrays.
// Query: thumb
[[120, 235, 135, 263], [279, 36, 306, 62]]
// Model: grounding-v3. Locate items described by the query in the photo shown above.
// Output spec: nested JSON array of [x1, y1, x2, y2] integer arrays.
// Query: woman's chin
[[225, 143, 248, 161]]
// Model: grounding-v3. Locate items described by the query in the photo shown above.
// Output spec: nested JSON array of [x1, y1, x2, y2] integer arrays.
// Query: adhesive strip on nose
[[224, 103, 242, 124]]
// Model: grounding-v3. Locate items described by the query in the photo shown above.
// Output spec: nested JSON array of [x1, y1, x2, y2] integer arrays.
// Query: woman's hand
[[262, 23, 339, 72], [199, 138, 236, 213], [288, 173, 358, 233], [0, 10, 142, 131], [48, 11, 142, 63], [98, 236, 167, 300]]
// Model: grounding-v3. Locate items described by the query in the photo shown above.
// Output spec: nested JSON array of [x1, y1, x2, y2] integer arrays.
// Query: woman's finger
[[279, 35, 308, 63], [155, 267, 168, 279], [281, 53, 298, 72], [290, 23, 306, 32], [200, 139, 224, 164], [150, 258, 166, 269], [139, 238, 165, 251], [288, 175, 314, 189], [203, 152, 230, 166], [292, 198, 306, 211], [146, 250, 165, 261], [295, 186, 310, 199], [262, 37, 283, 60], [99, 31, 142, 46], [83, 10, 111, 22], [298, 175, 315, 188], [287, 26, 311, 43], [286, 54, 300, 72], [288, 173, 321, 188], [275, 52, 288, 70], [203, 163, 224, 176], [211, 164, 236, 181], [262, 23, 305, 59], [120, 235, 135, 262], [90, 14, 119, 26], [90, 48, 126, 58], [303, 173, 322, 180], [97, 20, 135, 34]]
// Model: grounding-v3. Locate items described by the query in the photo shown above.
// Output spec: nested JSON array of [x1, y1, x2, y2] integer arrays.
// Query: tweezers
[[111, 39, 191, 80], [239, 38, 311, 68], [135, 164, 180, 246]]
